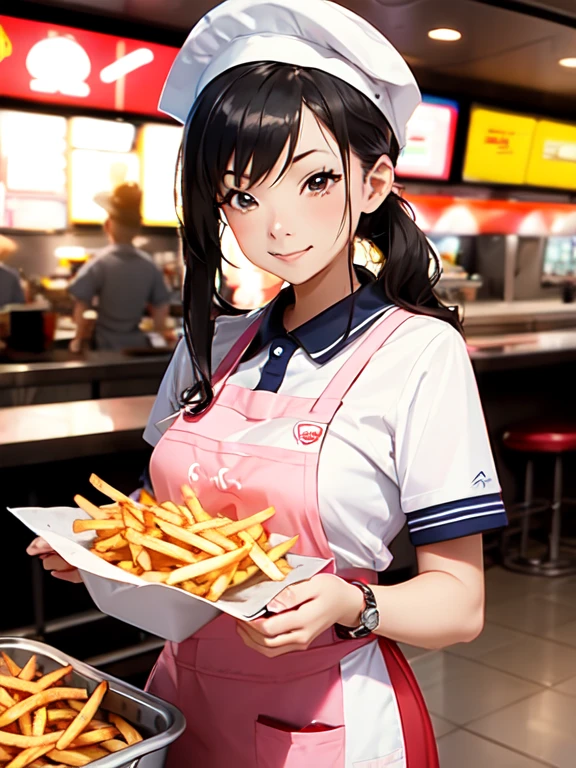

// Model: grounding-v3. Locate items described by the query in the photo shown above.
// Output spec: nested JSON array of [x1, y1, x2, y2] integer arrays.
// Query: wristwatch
[[334, 581, 379, 639]]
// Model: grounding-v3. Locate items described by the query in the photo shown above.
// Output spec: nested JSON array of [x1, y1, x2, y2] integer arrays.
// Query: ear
[[362, 155, 394, 215]]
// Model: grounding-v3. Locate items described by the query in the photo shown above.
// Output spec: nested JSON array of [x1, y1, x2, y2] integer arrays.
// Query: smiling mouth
[[268, 246, 313, 260]]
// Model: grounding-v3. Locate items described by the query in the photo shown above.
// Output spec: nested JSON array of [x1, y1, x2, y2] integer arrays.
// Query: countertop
[[0, 349, 172, 390], [463, 300, 576, 330], [0, 395, 155, 467], [468, 329, 576, 372]]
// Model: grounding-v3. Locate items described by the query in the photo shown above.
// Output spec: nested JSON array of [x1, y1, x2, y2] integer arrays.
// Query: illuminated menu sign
[[396, 97, 458, 180], [140, 124, 182, 226], [69, 149, 140, 224], [526, 120, 576, 190], [463, 106, 537, 185], [0, 15, 178, 117], [0, 110, 68, 229]]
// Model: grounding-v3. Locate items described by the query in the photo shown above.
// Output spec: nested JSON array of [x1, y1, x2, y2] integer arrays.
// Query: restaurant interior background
[[1, 1, 576, 765]]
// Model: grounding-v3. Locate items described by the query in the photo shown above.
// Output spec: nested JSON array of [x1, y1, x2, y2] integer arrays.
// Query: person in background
[[68, 182, 170, 352], [0, 235, 25, 308]]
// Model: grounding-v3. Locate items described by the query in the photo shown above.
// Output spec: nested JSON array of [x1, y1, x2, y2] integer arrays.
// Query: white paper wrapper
[[10, 506, 331, 643]]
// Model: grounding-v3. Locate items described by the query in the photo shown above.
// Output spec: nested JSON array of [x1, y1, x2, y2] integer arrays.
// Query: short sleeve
[[143, 339, 193, 447], [393, 325, 507, 547], [68, 260, 101, 304], [142, 311, 263, 447], [9, 273, 25, 304], [148, 268, 170, 306]]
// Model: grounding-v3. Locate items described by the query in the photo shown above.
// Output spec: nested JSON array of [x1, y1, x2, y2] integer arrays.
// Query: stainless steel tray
[[0, 637, 185, 768]]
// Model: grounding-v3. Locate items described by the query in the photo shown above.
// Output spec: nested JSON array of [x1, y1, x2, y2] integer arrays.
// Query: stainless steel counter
[[468, 330, 576, 372], [0, 350, 171, 391], [0, 395, 154, 467]]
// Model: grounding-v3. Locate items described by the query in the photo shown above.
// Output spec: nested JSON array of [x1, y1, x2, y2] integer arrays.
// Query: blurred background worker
[[0, 235, 25, 308], [68, 182, 170, 351]]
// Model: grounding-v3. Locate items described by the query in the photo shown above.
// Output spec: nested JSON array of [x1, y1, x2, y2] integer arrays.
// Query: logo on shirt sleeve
[[294, 422, 325, 446], [472, 471, 492, 489]]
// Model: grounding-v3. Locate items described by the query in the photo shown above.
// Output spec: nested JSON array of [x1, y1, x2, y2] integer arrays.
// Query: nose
[[268, 216, 293, 241]]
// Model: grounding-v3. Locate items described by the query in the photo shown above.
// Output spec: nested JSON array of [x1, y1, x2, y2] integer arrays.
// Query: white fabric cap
[[159, 0, 421, 148]]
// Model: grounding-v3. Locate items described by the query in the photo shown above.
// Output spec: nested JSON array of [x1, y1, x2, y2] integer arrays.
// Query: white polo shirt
[[144, 277, 507, 570]]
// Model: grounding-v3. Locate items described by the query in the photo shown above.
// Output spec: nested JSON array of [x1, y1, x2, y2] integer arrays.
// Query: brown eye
[[229, 192, 257, 211], [303, 171, 342, 196], [307, 174, 330, 192]]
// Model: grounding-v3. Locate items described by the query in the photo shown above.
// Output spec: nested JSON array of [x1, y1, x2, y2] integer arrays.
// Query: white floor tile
[[430, 714, 457, 739], [478, 635, 576, 686], [486, 595, 576, 637], [437, 730, 548, 768], [553, 675, 576, 697], [398, 642, 430, 663], [545, 619, 576, 647], [448, 622, 526, 660], [468, 689, 576, 768], [421, 658, 541, 725], [409, 651, 472, 690]]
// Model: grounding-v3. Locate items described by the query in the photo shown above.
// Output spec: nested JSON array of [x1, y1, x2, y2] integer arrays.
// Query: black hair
[[178, 62, 462, 413]]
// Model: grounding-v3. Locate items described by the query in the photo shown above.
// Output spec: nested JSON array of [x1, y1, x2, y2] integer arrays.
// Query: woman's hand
[[236, 573, 364, 658], [26, 538, 82, 583]]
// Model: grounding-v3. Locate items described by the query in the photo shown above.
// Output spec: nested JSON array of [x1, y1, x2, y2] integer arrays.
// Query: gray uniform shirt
[[69, 244, 170, 350], [0, 263, 25, 308]]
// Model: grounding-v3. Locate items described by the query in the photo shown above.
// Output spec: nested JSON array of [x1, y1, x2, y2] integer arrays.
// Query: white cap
[[159, 0, 421, 148]]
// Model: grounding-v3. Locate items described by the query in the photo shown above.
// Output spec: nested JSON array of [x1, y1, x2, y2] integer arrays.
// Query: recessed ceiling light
[[428, 28, 462, 42], [559, 57, 576, 68]]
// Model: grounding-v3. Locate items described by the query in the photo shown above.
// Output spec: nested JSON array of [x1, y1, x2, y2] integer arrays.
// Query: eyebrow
[[221, 149, 333, 187]]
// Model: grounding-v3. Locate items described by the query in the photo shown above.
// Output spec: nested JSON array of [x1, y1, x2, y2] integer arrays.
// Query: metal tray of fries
[[0, 638, 185, 768]]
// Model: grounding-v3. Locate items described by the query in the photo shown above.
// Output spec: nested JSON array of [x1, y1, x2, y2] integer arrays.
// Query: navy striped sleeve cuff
[[406, 493, 508, 547]]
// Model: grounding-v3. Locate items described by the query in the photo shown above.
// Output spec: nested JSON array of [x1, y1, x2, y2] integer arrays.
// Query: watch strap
[[334, 581, 378, 640]]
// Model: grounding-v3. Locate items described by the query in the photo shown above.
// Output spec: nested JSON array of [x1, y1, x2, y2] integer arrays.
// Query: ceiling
[[11, 0, 576, 111]]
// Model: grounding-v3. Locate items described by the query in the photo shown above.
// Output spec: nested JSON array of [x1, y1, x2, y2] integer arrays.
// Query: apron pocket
[[255, 720, 345, 768]]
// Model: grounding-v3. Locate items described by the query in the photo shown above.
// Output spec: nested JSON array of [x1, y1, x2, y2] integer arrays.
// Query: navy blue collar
[[245, 271, 395, 365]]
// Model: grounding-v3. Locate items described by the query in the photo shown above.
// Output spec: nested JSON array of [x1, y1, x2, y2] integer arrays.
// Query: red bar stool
[[502, 423, 576, 577]]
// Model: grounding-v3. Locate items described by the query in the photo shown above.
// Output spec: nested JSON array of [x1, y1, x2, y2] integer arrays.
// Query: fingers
[[236, 623, 305, 657], [41, 554, 73, 572], [51, 569, 83, 583], [26, 538, 54, 556], [267, 580, 317, 613]]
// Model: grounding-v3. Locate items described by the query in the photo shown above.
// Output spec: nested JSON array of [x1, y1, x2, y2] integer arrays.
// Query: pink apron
[[147, 308, 439, 768]]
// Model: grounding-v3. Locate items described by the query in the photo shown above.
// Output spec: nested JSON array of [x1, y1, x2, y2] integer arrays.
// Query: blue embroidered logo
[[472, 471, 491, 489]]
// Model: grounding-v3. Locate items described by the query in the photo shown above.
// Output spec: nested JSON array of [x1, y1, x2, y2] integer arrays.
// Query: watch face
[[363, 607, 379, 632]]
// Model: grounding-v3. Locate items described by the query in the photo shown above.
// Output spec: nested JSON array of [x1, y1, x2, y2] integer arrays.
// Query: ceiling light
[[428, 28, 462, 42], [559, 57, 576, 68]]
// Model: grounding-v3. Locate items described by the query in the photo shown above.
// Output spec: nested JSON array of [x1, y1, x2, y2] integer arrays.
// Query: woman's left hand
[[236, 573, 364, 657]]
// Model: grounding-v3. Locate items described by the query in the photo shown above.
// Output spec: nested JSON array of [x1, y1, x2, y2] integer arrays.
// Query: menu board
[[69, 149, 140, 224], [140, 124, 183, 227], [526, 120, 576, 190], [0, 110, 67, 229], [396, 97, 458, 180], [463, 106, 537, 185]]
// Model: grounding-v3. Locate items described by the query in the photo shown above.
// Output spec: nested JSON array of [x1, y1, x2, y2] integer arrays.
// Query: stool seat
[[503, 424, 576, 453]]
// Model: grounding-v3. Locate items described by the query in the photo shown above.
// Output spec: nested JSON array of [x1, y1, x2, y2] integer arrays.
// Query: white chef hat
[[159, 0, 421, 149]]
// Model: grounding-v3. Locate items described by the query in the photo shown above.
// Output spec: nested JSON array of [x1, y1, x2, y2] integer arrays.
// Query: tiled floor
[[403, 566, 576, 767]]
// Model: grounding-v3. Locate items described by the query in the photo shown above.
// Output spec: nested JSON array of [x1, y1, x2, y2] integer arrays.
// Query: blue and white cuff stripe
[[406, 493, 508, 547]]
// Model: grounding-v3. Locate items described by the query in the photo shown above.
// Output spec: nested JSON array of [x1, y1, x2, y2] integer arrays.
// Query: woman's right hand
[[26, 538, 83, 583]]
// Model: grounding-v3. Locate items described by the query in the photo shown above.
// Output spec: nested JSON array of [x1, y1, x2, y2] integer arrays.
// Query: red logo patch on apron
[[294, 422, 324, 445]]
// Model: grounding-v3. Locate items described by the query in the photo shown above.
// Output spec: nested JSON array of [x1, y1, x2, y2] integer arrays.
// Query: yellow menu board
[[526, 120, 576, 190], [140, 124, 183, 227], [463, 107, 536, 185]]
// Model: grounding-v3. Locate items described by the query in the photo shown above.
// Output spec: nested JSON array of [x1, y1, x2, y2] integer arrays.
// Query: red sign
[[0, 15, 178, 117]]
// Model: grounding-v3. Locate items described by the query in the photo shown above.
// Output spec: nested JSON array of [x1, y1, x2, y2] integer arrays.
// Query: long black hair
[[178, 62, 462, 413]]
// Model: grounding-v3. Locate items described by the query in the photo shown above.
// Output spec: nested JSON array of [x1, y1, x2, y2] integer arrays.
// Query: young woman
[[30, 1, 507, 765]]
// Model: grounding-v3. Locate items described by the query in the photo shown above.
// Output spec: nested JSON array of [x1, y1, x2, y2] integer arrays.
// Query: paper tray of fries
[[10, 491, 331, 643], [0, 637, 185, 768]]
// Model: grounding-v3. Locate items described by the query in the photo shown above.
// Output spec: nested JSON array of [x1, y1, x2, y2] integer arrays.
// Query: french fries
[[72, 476, 299, 603], [0, 652, 143, 766]]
